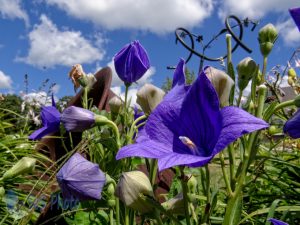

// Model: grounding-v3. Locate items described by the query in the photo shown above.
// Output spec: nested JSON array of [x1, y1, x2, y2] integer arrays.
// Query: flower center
[[179, 136, 199, 155]]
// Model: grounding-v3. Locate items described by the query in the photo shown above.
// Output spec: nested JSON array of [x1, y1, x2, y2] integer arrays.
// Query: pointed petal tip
[[172, 58, 186, 87]]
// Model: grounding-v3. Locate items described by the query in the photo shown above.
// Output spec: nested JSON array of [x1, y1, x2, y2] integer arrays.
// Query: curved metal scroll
[[170, 15, 259, 70]]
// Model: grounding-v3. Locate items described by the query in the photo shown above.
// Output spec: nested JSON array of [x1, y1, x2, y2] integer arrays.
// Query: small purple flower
[[56, 153, 106, 200], [114, 40, 150, 84], [283, 109, 300, 138], [29, 95, 60, 140], [289, 7, 300, 32], [116, 59, 269, 171], [61, 106, 95, 132], [269, 218, 289, 225], [134, 106, 146, 131]]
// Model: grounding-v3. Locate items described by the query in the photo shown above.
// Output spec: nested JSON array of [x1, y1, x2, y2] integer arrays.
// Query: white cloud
[[106, 59, 156, 87], [110, 86, 139, 107], [17, 15, 105, 68], [0, 0, 29, 26], [0, 70, 13, 89], [218, 0, 297, 19], [276, 19, 300, 47], [45, 0, 214, 34], [51, 84, 60, 94]]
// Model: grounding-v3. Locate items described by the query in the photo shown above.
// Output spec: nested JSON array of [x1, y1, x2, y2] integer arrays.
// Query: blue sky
[[0, 0, 299, 102]]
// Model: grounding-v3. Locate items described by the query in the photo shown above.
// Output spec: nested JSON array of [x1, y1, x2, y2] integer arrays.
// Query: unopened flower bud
[[236, 57, 257, 91], [109, 96, 123, 114], [204, 67, 234, 106], [187, 175, 197, 193], [61, 106, 95, 132], [288, 77, 295, 86], [76, 73, 96, 89], [2, 157, 36, 180], [115, 171, 154, 214], [136, 84, 165, 115], [249, 100, 255, 111], [114, 40, 150, 84], [268, 125, 278, 135], [288, 68, 297, 79], [69, 64, 86, 90], [258, 24, 278, 57], [162, 193, 184, 215], [107, 183, 116, 207], [293, 95, 300, 107]]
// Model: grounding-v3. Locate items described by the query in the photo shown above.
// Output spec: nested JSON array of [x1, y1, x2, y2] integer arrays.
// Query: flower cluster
[[27, 28, 299, 224]]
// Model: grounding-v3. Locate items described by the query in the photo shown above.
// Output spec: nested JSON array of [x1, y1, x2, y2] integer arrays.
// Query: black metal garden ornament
[[170, 15, 259, 73]]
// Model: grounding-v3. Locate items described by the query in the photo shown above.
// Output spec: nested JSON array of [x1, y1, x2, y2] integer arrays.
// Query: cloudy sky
[[0, 0, 299, 99]]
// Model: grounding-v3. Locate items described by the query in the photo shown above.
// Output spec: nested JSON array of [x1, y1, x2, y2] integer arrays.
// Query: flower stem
[[124, 83, 130, 131], [227, 144, 235, 189], [223, 83, 267, 225], [83, 87, 89, 109], [226, 34, 232, 69], [201, 165, 211, 224], [110, 209, 114, 225], [265, 99, 295, 121], [106, 120, 121, 149], [150, 159, 158, 186], [116, 198, 120, 225], [129, 114, 147, 139], [125, 207, 129, 225], [154, 210, 164, 225], [180, 167, 191, 225], [236, 90, 243, 107], [220, 152, 233, 196], [255, 85, 267, 119], [261, 56, 268, 84]]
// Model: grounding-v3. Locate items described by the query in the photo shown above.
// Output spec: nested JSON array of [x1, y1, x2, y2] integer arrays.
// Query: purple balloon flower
[[283, 109, 300, 138], [56, 153, 106, 200], [29, 96, 60, 140], [269, 218, 289, 225], [61, 106, 95, 132], [114, 40, 150, 84], [116, 59, 269, 171], [289, 7, 300, 32]]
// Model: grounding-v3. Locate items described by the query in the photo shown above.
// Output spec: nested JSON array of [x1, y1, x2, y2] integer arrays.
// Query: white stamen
[[179, 136, 199, 155]]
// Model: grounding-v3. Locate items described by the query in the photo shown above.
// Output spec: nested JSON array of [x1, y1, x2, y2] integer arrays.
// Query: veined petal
[[29, 127, 57, 140], [41, 106, 60, 126], [212, 106, 269, 155], [144, 84, 188, 147], [116, 141, 171, 160], [56, 153, 106, 200], [179, 71, 222, 155], [172, 59, 186, 87], [158, 152, 212, 171], [283, 109, 300, 138]]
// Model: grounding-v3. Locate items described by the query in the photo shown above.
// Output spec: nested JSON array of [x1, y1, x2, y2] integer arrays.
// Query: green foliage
[[161, 67, 195, 92]]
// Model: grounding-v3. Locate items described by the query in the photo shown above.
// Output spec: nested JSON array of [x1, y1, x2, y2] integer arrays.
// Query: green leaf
[[239, 206, 300, 224], [265, 199, 282, 225]]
